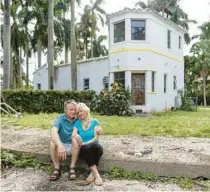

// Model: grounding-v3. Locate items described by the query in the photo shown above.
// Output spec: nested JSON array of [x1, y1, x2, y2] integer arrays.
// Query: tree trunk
[[3, 0, 11, 89], [85, 38, 88, 59], [91, 36, 94, 58], [71, 0, 77, 90], [203, 75, 207, 106], [18, 48, 22, 88], [26, 44, 29, 88], [48, 0, 54, 89], [10, 46, 13, 88], [63, 11, 69, 64], [65, 44, 69, 64], [38, 39, 42, 68]]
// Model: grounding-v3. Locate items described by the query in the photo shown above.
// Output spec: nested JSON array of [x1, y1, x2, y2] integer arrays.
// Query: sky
[[0, 0, 210, 82]]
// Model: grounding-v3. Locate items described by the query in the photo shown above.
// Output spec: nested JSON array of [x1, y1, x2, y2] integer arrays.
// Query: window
[[114, 72, 125, 87], [83, 78, 89, 90], [131, 20, 146, 40], [164, 74, 167, 93], [103, 76, 109, 90], [173, 76, 177, 90], [37, 83, 41, 89], [167, 30, 171, 49], [114, 21, 125, 43], [179, 36, 181, 49], [151, 71, 155, 92]]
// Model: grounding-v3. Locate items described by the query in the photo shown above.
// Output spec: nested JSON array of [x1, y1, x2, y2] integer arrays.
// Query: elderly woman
[[72, 102, 103, 186]]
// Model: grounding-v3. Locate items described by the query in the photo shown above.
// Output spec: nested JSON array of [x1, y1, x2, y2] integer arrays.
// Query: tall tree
[[71, 0, 77, 90], [191, 40, 210, 106], [88, 35, 108, 58], [184, 55, 200, 96], [18, 0, 34, 88], [48, 0, 54, 89], [85, 0, 106, 58], [3, 0, 11, 89]]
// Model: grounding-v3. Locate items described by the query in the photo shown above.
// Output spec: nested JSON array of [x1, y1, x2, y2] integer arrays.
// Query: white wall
[[33, 58, 109, 94], [54, 65, 72, 90], [33, 64, 48, 90], [77, 58, 109, 93]]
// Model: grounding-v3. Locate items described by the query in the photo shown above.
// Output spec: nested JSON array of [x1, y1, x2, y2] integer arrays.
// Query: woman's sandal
[[50, 168, 61, 181], [86, 172, 95, 183], [94, 175, 103, 186], [68, 167, 76, 180]]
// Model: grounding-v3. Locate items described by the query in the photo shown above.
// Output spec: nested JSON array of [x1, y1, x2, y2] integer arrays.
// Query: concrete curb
[[3, 148, 210, 179]]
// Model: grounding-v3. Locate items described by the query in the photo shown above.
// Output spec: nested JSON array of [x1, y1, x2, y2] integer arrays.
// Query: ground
[[1, 168, 208, 191]]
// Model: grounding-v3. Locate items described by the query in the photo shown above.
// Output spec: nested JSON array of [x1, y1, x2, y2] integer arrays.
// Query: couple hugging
[[50, 100, 103, 186]]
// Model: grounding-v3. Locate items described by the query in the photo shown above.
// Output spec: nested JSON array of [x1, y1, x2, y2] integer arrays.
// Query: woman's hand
[[96, 126, 103, 135], [74, 134, 82, 145], [81, 142, 87, 146]]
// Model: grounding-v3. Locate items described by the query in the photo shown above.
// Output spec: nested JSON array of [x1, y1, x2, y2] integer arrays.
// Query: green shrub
[[2, 89, 96, 114], [180, 91, 196, 111], [91, 82, 133, 116], [1, 150, 16, 169]]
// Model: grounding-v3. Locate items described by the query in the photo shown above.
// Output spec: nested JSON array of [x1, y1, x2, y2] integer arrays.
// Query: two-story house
[[33, 8, 186, 112]]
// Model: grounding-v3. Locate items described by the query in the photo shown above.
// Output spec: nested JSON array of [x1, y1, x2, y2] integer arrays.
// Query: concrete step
[[2, 126, 210, 179]]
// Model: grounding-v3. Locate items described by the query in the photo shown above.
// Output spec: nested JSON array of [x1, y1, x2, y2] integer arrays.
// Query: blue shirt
[[54, 114, 78, 144], [74, 118, 100, 143]]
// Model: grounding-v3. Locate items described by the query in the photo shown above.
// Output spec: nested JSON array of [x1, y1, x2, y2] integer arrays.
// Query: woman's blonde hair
[[77, 102, 90, 119]]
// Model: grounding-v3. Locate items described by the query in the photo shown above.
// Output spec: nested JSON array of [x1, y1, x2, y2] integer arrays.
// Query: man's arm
[[72, 128, 82, 145], [51, 127, 66, 160], [51, 127, 63, 147]]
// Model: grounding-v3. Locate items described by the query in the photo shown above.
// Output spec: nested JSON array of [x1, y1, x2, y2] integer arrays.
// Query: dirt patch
[[1, 168, 203, 191]]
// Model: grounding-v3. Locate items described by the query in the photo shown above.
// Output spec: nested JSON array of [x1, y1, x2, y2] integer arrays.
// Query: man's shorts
[[63, 143, 72, 155]]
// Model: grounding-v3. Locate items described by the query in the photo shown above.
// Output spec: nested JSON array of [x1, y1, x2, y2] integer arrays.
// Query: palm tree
[[135, 0, 178, 17], [85, 0, 106, 58], [3, 0, 11, 89], [78, 8, 91, 59], [48, 0, 54, 89], [71, 0, 77, 90], [18, 0, 34, 88], [192, 21, 210, 40], [135, 0, 196, 44], [88, 35, 108, 58], [9, 0, 30, 88], [191, 39, 210, 106]]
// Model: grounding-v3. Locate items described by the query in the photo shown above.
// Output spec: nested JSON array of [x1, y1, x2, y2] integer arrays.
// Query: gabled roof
[[107, 8, 186, 34]]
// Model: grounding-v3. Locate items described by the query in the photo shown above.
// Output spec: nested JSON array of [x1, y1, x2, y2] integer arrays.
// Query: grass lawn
[[2, 109, 210, 138], [198, 105, 210, 109]]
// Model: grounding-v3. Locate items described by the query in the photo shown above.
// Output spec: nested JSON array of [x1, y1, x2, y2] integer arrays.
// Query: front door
[[131, 73, 145, 105]]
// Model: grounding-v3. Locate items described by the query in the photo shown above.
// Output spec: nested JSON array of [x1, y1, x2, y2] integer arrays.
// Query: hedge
[[2, 90, 96, 114]]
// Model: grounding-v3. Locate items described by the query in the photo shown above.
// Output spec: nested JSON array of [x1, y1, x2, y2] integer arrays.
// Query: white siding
[[77, 58, 109, 93], [54, 65, 71, 90], [33, 64, 48, 90], [34, 58, 109, 94]]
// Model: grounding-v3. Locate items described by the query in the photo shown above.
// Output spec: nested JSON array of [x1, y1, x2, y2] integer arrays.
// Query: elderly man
[[49, 100, 82, 181]]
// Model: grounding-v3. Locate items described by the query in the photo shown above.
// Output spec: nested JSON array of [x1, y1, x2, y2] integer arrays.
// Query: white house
[[33, 8, 186, 113]]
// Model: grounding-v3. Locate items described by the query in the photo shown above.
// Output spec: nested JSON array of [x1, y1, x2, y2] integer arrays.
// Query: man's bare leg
[[68, 138, 80, 180], [70, 138, 80, 168], [50, 141, 60, 169]]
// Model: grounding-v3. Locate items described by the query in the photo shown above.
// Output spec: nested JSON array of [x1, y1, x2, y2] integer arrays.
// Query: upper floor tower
[[107, 8, 186, 59]]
